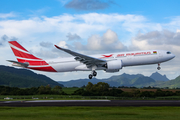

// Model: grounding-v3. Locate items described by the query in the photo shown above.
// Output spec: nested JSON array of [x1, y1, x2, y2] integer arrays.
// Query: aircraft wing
[[55, 45, 106, 68]]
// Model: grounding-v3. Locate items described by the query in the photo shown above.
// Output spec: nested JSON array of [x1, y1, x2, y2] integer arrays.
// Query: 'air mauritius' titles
[[102, 51, 156, 58]]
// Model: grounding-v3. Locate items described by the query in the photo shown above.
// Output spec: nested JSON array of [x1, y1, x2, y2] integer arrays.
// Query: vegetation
[[0, 106, 180, 120], [0, 85, 66, 95], [1, 82, 180, 98], [62, 87, 79, 94], [72, 82, 180, 97]]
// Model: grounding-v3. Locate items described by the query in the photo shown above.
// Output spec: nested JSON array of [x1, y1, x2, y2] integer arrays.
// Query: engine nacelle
[[104, 60, 123, 73]]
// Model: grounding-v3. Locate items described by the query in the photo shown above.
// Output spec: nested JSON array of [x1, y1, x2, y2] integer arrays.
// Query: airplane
[[7, 41, 175, 79]]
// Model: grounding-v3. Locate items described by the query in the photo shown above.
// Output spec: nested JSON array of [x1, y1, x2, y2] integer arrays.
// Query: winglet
[[54, 45, 62, 49]]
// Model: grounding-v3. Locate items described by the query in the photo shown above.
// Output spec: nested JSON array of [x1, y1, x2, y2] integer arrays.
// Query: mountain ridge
[[150, 72, 169, 81], [58, 73, 157, 88], [0, 65, 63, 88], [58, 72, 180, 88]]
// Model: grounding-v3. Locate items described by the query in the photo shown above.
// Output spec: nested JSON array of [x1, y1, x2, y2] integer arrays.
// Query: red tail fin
[[8, 41, 57, 72], [8, 41, 47, 66]]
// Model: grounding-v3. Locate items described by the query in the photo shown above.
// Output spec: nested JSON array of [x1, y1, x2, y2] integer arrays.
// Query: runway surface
[[1, 100, 180, 107]]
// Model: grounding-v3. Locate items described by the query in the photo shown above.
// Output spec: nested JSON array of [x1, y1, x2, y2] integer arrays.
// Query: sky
[[0, 0, 180, 81]]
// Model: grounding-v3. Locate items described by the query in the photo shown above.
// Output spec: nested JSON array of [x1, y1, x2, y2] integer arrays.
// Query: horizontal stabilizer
[[7, 60, 29, 67]]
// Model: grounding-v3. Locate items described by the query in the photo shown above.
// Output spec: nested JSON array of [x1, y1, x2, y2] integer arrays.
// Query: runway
[[1, 100, 180, 107]]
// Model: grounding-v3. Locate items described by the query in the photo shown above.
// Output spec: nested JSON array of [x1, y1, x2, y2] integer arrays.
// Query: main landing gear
[[157, 63, 161, 70], [89, 70, 97, 79]]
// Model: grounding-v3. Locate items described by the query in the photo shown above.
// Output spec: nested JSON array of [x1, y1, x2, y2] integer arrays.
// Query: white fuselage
[[45, 50, 175, 72]]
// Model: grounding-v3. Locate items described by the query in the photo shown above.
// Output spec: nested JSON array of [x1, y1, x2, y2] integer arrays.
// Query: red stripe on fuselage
[[28, 66, 57, 72], [17, 58, 48, 66], [9, 41, 28, 52]]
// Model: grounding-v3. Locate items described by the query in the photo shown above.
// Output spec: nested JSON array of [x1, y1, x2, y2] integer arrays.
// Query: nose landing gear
[[157, 63, 161, 70]]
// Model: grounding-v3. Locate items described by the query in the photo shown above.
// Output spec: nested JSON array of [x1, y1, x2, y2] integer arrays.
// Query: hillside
[[59, 74, 156, 87], [59, 72, 180, 88], [0, 65, 63, 88], [151, 75, 180, 88], [150, 72, 169, 81]]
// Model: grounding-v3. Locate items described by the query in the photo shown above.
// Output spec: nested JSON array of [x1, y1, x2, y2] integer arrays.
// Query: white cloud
[[86, 29, 126, 52], [177, 29, 180, 33], [0, 12, 16, 19], [132, 30, 180, 49], [58, 41, 68, 48]]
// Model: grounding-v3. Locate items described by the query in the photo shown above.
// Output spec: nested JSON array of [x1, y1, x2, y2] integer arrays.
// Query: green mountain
[[151, 75, 180, 88], [59, 73, 180, 88], [0, 65, 63, 88], [104, 75, 155, 87], [131, 76, 155, 87], [59, 74, 156, 87], [150, 72, 169, 81]]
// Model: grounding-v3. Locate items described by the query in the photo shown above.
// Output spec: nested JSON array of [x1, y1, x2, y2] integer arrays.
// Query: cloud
[[40, 41, 53, 48], [0, 12, 16, 19], [65, 0, 110, 10], [0, 13, 148, 41], [66, 33, 81, 41], [133, 30, 180, 47], [0, 35, 9, 46], [74, 29, 127, 54], [58, 41, 68, 48]]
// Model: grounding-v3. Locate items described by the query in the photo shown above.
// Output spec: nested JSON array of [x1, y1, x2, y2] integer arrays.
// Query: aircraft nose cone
[[171, 54, 175, 59]]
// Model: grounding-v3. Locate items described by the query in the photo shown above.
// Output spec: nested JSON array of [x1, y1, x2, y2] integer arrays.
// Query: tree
[[52, 86, 62, 94], [86, 82, 93, 92], [93, 82, 109, 92], [85, 82, 110, 96], [38, 85, 52, 94]]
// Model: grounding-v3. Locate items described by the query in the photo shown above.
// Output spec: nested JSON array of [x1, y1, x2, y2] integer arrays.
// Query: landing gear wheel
[[93, 71, 97, 76], [157, 63, 161, 70], [89, 74, 93, 79], [157, 66, 161, 70]]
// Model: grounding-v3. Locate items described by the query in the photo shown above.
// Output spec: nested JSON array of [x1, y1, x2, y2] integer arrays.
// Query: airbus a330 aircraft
[[8, 41, 175, 79]]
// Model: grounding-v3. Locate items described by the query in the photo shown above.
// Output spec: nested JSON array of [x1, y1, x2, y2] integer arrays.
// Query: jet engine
[[104, 60, 123, 72]]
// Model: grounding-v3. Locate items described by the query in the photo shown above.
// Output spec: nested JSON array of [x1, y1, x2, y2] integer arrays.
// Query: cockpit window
[[167, 51, 171, 54]]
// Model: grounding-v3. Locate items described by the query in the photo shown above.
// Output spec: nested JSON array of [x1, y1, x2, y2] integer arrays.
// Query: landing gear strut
[[92, 70, 97, 76], [157, 63, 161, 70], [89, 70, 97, 79]]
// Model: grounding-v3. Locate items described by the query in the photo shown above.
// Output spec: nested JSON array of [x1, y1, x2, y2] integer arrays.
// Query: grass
[[62, 87, 80, 94], [0, 106, 180, 120]]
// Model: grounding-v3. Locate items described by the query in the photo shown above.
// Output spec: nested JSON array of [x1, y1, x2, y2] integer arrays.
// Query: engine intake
[[104, 60, 123, 73]]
